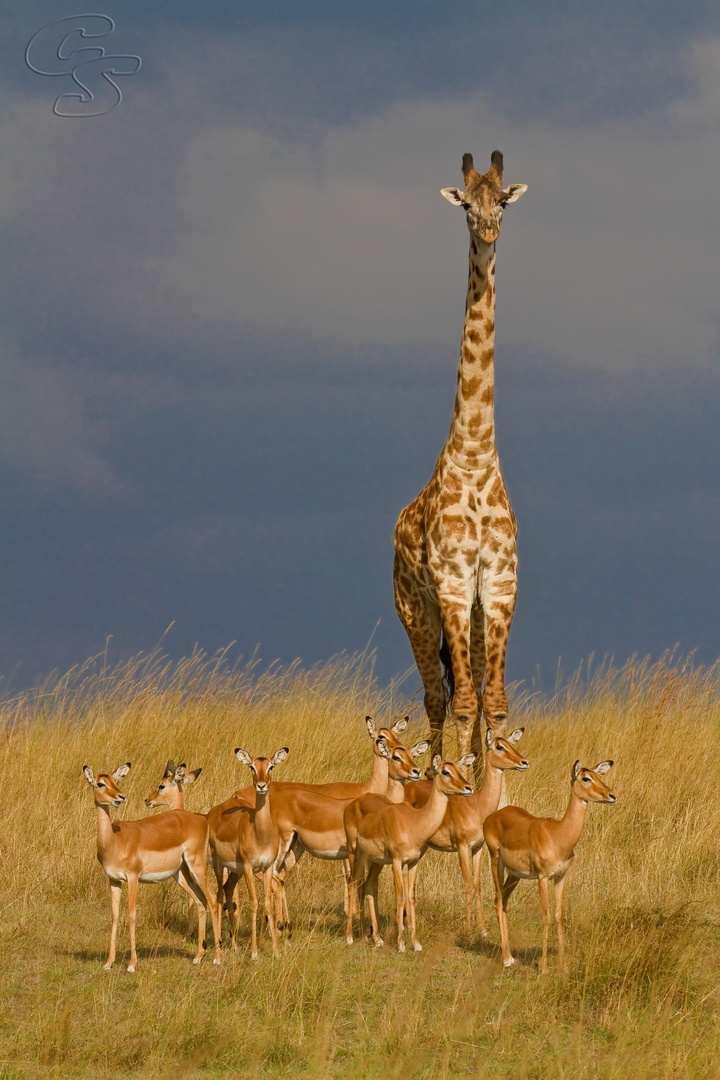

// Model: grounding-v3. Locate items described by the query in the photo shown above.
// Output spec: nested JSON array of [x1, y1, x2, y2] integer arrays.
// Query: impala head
[[366, 714, 408, 755], [144, 760, 202, 808], [432, 755, 475, 797], [485, 727, 529, 771], [83, 763, 130, 807], [441, 150, 527, 245], [235, 746, 289, 794], [376, 736, 429, 784], [571, 760, 616, 804]]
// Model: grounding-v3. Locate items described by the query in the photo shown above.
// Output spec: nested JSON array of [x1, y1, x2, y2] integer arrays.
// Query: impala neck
[[95, 801, 117, 859], [472, 759, 504, 815], [252, 788, 276, 845], [367, 751, 390, 795], [415, 780, 452, 839], [556, 786, 589, 856], [385, 775, 408, 804]]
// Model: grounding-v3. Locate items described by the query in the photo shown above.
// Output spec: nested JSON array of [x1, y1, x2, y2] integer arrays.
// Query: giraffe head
[[441, 151, 527, 245]]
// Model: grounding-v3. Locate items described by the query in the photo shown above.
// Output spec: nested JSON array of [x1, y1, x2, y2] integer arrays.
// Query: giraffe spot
[[481, 386, 494, 406], [467, 329, 481, 345]]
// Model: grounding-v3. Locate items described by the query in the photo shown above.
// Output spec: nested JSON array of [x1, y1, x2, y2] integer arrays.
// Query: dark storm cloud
[[1, 1, 719, 691]]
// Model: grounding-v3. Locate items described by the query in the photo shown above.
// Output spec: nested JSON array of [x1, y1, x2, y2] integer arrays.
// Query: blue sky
[[1, 1, 719, 693]]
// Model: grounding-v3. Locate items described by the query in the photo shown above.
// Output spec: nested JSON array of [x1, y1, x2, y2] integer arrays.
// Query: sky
[[1, 1, 719, 698]]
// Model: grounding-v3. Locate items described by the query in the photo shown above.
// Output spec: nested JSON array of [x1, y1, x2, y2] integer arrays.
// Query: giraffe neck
[[444, 238, 497, 472]]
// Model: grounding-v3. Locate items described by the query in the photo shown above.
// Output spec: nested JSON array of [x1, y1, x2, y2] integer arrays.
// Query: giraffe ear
[[441, 186, 466, 206], [499, 184, 528, 205]]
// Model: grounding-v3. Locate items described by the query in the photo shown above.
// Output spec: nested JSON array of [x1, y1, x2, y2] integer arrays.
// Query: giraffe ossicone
[[393, 150, 527, 779]]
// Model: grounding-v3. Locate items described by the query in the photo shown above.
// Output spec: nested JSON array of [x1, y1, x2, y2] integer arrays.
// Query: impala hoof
[[251, 952, 259, 961], [103, 963, 112, 971], [398, 942, 406, 953], [503, 957, 515, 968], [346, 936, 354, 945], [413, 943, 422, 952], [193, 957, 202, 965], [213, 957, 222, 966], [127, 964, 136, 973], [374, 937, 384, 948]]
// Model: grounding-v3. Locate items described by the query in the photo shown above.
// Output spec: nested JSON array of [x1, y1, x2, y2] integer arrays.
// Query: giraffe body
[[393, 151, 527, 772]]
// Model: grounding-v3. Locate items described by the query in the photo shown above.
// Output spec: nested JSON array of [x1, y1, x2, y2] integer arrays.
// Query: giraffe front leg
[[437, 596, 478, 762], [480, 576, 517, 733], [393, 553, 446, 762]]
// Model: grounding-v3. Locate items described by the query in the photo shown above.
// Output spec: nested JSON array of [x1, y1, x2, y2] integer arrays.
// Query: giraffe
[[393, 150, 527, 778]]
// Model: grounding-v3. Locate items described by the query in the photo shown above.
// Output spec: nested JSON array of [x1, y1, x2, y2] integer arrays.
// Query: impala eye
[[97, 781, 105, 788], [582, 776, 591, 783], [442, 769, 451, 777]]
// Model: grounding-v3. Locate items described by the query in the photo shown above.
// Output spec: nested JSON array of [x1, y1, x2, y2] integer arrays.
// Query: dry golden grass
[[0, 649, 718, 1078]]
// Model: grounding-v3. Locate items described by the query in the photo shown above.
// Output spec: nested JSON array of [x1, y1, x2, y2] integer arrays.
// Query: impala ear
[[458, 753, 476, 769], [392, 716, 409, 734], [365, 716, 377, 739], [410, 740, 430, 758], [174, 764, 187, 782], [184, 768, 202, 784], [112, 763, 131, 781], [375, 737, 390, 760], [441, 186, 465, 206], [486, 727, 494, 749], [432, 754, 442, 773], [509, 728, 524, 744], [235, 748, 254, 769], [571, 760, 582, 783], [594, 760, 613, 775], [164, 759, 177, 777], [82, 766, 95, 786], [271, 746, 289, 767]]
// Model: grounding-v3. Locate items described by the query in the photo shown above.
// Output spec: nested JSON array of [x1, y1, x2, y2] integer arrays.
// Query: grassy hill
[[0, 650, 718, 1078]]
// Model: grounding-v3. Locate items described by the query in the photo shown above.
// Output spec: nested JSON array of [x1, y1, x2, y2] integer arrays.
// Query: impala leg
[[126, 875, 139, 972], [212, 856, 225, 931], [174, 869, 207, 959], [186, 856, 222, 965], [104, 881, 122, 970], [472, 842, 487, 935], [243, 861, 260, 959], [555, 872, 569, 972], [393, 859, 406, 953], [538, 875, 550, 974], [224, 872, 241, 945], [346, 849, 363, 945], [457, 842, 474, 934], [364, 862, 383, 947], [342, 859, 352, 916], [262, 867, 280, 957], [489, 851, 513, 967], [407, 863, 421, 952]]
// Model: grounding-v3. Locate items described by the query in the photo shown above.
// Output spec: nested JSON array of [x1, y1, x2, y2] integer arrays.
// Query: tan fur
[[393, 151, 527, 775]]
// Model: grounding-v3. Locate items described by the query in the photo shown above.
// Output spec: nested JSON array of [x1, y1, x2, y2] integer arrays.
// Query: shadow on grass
[[68, 942, 200, 964]]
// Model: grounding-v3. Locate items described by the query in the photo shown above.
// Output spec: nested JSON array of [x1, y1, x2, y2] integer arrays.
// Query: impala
[[206, 747, 289, 959], [230, 716, 417, 929], [403, 727, 528, 933], [83, 763, 222, 972], [348, 754, 475, 952], [270, 733, 429, 929], [144, 760, 202, 811], [483, 758, 616, 972]]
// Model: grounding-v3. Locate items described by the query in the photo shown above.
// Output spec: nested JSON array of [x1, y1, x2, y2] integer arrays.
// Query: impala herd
[[84, 716, 616, 975]]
